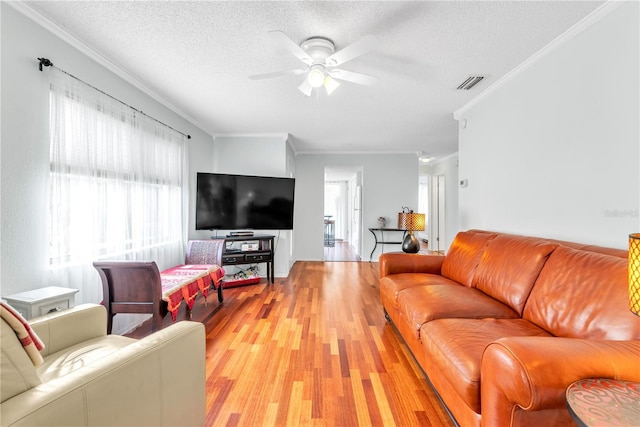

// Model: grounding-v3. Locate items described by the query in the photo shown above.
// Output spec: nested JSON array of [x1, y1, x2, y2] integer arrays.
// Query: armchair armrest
[[30, 304, 106, 357], [481, 337, 640, 427], [379, 253, 445, 278], [1, 321, 206, 427]]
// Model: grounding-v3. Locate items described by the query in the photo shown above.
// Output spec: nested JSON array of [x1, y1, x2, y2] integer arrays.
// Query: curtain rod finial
[[37, 57, 53, 72]]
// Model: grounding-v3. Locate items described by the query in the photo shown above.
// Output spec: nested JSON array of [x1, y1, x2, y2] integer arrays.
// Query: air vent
[[457, 76, 485, 90]]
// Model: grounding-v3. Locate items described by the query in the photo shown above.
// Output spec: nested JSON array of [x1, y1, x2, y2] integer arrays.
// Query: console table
[[566, 378, 640, 427], [368, 228, 407, 261], [221, 234, 275, 284]]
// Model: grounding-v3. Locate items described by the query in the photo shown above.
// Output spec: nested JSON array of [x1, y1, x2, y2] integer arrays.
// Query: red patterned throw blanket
[[160, 264, 224, 321], [0, 301, 45, 366]]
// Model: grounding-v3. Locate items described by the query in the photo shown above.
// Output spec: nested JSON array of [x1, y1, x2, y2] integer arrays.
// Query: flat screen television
[[195, 172, 295, 230]]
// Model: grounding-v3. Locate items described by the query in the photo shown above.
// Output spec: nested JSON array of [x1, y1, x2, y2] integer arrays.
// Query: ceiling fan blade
[[325, 35, 379, 67], [249, 69, 306, 80], [298, 79, 313, 96], [328, 69, 378, 86], [269, 30, 313, 65]]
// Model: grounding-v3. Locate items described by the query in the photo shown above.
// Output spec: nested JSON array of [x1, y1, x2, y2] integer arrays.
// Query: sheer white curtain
[[48, 71, 187, 332]]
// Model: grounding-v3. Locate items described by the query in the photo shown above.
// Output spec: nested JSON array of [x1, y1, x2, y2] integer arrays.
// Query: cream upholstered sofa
[[0, 303, 206, 426]]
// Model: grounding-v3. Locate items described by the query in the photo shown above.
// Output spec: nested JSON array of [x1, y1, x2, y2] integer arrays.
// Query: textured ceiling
[[24, 1, 604, 159]]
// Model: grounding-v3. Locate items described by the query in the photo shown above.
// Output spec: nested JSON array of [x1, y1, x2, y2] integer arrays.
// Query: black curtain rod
[[37, 57, 191, 139]]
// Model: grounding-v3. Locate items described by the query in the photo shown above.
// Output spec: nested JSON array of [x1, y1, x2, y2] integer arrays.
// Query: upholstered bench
[[94, 240, 224, 333]]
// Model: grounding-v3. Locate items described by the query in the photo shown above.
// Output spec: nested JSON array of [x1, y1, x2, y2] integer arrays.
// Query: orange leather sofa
[[379, 230, 640, 427]]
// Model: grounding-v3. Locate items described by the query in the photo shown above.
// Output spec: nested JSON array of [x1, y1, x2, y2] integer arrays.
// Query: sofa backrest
[[523, 245, 640, 340], [1, 319, 42, 402], [472, 234, 557, 315], [441, 230, 497, 287]]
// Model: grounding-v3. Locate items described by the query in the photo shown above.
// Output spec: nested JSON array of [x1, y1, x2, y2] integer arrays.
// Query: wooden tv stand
[[220, 234, 275, 284]]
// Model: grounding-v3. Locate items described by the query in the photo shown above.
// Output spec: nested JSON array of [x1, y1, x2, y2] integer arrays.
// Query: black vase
[[402, 232, 420, 253]]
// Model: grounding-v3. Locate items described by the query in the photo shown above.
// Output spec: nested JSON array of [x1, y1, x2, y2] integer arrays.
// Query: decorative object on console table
[[397, 207, 425, 254], [377, 216, 386, 228], [565, 378, 640, 427], [2, 286, 78, 319], [629, 233, 640, 315]]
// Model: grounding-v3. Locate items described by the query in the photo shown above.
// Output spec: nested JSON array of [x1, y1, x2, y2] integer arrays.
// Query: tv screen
[[195, 173, 295, 230]]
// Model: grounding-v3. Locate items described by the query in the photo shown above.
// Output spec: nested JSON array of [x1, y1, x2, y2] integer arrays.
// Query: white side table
[[3, 286, 79, 319]]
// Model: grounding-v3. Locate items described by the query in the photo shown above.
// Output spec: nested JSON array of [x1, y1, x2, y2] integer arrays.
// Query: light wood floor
[[127, 261, 455, 426], [324, 241, 362, 261]]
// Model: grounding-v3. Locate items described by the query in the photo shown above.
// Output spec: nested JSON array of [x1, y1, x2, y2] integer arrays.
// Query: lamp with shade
[[398, 208, 425, 253]]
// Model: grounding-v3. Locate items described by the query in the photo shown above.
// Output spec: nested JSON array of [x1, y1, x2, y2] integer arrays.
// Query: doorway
[[418, 175, 429, 247], [324, 166, 362, 261], [429, 175, 446, 253]]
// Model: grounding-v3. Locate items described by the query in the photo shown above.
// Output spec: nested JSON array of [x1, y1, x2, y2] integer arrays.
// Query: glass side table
[[566, 378, 640, 427]]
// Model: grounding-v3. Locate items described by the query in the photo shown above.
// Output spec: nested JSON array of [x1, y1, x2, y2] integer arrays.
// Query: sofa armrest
[[30, 304, 107, 357], [379, 253, 445, 278], [481, 337, 640, 427], [0, 320, 206, 427]]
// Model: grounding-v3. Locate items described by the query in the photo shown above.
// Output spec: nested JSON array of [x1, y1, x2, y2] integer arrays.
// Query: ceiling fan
[[249, 31, 379, 96]]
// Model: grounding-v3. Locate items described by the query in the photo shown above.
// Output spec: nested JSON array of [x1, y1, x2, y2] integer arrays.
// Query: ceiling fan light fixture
[[324, 75, 340, 95], [307, 66, 326, 88]]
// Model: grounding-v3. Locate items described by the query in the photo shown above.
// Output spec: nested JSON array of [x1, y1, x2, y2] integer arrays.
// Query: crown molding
[[295, 150, 419, 156], [453, 0, 625, 120], [213, 133, 289, 140], [8, 1, 206, 134], [430, 152, 458, 165]]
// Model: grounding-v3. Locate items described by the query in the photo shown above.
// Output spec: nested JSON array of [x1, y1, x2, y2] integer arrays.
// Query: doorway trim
[[324, 166, 363, 261]]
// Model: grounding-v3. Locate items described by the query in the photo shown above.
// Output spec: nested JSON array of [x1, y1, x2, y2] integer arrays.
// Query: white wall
[[295, 153, 418, 261], [212, 134, 289, 176], [456, 2, 639, 249], [203, 134, 294, 277], [1, 3, 214, 298]]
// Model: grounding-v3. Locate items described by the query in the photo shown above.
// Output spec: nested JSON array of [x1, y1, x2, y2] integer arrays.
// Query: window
[[48, 75, 186, 295]]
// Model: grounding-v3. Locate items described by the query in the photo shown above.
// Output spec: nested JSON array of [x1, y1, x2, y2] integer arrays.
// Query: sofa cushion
[[523, 246, 640, 340], [473, 235, 557, 315], [37, 334, 135, 383], [420, 318, 551, 413], [441, 231, 497, 287], [380, 273, 460, 312], [397, 285, 520, 338]]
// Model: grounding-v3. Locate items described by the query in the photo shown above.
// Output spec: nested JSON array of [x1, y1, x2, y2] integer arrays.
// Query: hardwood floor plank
[[370, 372, 396, 426], [285, 380, 305, 427], [262, 403, 279, 427], [362, 378, 384, 426], [349, 369, 373, 426], [126, 260, 455, 426]]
